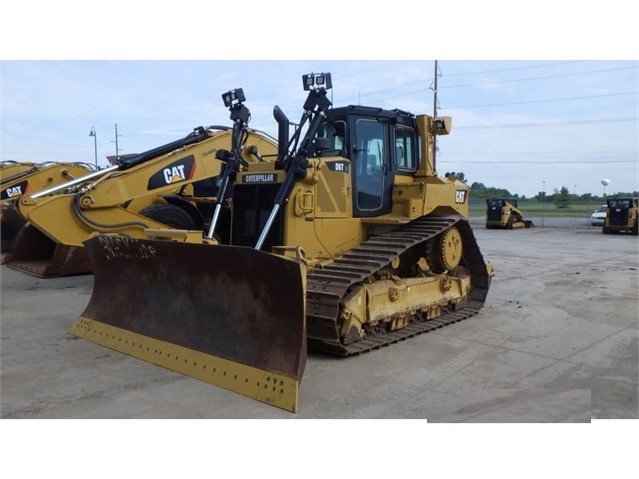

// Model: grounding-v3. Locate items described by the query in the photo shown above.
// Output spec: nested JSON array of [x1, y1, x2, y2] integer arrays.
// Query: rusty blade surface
[[78, 234, 307, 382], [2, 223, 93, 277]]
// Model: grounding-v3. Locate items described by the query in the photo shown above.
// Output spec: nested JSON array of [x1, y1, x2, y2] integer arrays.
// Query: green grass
[[468, 200, 601, 218]]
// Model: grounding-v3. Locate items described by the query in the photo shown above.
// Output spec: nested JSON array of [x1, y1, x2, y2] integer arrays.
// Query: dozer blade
[[2, 223, 93, 277], [68, 235, 307, 413]]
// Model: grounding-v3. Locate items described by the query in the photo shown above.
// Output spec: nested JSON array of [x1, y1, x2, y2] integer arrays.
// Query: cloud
[[1, 60, 637, 196]]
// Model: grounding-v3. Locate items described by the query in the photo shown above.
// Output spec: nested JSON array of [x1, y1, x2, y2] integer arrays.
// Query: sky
[[1, 2, 638, 479], [2, 60, 637, 198], [1, 4, 638, 200]]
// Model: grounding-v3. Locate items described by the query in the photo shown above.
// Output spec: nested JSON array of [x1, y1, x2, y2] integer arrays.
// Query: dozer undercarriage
[[69, 74, 493, 413], [306, 216, 490, 355]]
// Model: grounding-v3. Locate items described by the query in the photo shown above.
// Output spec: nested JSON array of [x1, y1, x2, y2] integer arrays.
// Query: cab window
[[317, 120, 346, 157], [355, 119, 385, 211], [395, 126, 417, 171]]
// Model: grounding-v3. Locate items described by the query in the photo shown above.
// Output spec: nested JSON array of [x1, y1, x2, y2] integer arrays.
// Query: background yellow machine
[[1, 160, 38, 179], [69, 74, 493, 413], [603, 197, 638, 235], [485, 198, 534, 229], [2, 125, 279, 277], [1, 161, 97, 253]]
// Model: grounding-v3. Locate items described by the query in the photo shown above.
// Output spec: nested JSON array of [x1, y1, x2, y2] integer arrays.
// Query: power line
[[342, 61, 603, 99], [440, 65, 638, 89], [454, 116, 638, 129], [248, 62, 638, 127], [441, 91, 637, 109], [446, 159, 638, 164], [439, 60, 590, 77], [447, 144, 638, 158], [348, 63, 637, 105]]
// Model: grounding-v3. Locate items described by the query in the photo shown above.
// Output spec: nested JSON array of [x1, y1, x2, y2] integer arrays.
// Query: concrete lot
[[1, 219, 637, 421], [1, 219, 638, 478]]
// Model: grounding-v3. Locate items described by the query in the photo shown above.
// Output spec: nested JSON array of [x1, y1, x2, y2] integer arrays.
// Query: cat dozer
[[1, 161, 97, 253], [485, 198, 534, 229], [70, 73, 493, 413], [3, 121, 279, 277]]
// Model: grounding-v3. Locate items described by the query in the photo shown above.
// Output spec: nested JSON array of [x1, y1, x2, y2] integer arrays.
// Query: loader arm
[[16, 128, 278, 243], [3, 126, 279, 277], [0, 161, 38, 182], [1, 162, 98, 254]]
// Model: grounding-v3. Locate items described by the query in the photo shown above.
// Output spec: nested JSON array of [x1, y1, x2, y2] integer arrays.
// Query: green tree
[[554, 186, 570, 208], [456, 171, 468, 184], [469, 181, 512, 199]]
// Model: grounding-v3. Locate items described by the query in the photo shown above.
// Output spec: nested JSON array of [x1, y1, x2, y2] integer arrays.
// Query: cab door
[[351, 117, 393, 217]]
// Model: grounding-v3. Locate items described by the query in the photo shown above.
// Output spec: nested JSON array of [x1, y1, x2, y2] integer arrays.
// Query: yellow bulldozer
[[485, 198, 534, 229], [603, 197, 638, 235], [2, 123, 279, 277], [1, 161, 98, 253], [69, 73, 493, 413]]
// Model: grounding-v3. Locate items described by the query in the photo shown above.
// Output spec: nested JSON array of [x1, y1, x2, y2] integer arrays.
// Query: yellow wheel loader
[[69, 74, 493, 413], [603, 197, 638, 235], [1, 161, 98, 253], [1, 160, 38, 179], [2, 125, 279, 277], [485, 198, 534, 229]]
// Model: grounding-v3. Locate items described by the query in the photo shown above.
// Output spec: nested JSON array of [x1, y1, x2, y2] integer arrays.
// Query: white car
[[590, 205, 607, 226]]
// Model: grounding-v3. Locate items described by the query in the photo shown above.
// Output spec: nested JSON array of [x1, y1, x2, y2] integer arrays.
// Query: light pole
[[541, 180, 546, 228], [89, 127, 97, 167]]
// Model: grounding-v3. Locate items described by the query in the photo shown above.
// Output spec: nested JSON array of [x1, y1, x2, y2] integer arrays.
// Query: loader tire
[[139, 203, 196, 230]]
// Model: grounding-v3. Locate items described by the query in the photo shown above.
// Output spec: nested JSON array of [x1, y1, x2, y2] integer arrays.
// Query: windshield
[[609, 199, 632, 208]]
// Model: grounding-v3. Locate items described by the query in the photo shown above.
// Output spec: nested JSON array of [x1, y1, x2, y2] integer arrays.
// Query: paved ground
[[1, 219, 638, 477]]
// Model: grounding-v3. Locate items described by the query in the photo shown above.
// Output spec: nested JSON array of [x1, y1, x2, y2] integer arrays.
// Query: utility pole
[[89, 127, 97, 167], [541, 180, 546, 228], [114, 123, 122, 160], [432, 60, 439, 169]]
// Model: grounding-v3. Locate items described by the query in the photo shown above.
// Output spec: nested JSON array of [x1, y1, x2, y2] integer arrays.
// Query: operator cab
[[318, 106, 419, 217]]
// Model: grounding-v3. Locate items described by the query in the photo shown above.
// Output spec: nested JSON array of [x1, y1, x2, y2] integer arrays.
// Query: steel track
[[305, 216, 491, 356]]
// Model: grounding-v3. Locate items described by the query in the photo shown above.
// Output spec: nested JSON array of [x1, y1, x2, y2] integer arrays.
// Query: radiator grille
[[231, 183, 283, 250]]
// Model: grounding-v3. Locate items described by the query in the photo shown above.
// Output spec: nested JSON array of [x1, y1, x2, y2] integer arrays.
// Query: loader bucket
[[2, 223, 93, 277], [68, 235, 307, 413], [0, 204, 25, 253]]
